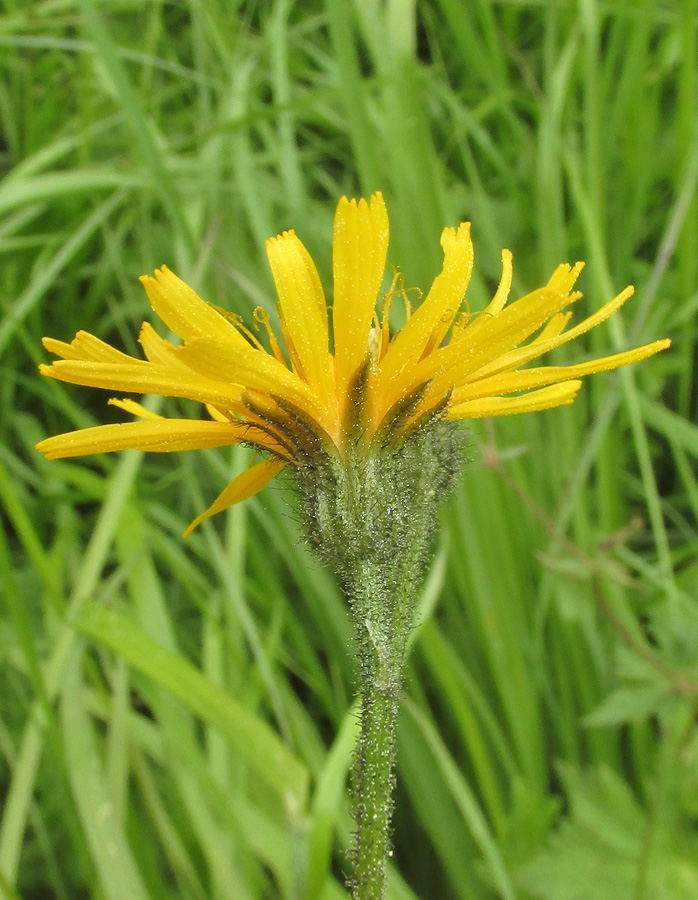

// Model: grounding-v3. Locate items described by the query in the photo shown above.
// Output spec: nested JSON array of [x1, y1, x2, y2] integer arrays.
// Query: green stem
[[350, 609, 404, 900], [347, 558, 411, 900], [352, 677, 400, 898]]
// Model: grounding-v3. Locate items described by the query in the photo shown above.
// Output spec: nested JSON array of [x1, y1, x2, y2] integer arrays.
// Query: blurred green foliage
[[0, 1, 696, 898]]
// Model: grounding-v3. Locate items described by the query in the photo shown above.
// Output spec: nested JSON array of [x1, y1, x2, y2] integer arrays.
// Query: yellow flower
[[37, 192, 670, 535]]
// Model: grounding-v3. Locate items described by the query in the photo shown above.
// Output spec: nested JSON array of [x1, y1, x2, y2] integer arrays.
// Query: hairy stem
[[348, 574, 407, 900], [351, 672, 401, 899]]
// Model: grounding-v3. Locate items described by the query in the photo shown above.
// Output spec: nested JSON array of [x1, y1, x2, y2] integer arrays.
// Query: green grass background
[[1, 1, 697, 898]]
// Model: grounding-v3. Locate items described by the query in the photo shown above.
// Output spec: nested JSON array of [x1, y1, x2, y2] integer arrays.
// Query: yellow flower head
[[37, 192, 669, 535]]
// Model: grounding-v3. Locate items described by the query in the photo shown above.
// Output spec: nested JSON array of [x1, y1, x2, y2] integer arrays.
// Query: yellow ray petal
[[378, 285, 575, 423], [466, 286, 636, 383], [173, 338, 325, 424], [205, 404, 230, 423], [447, 380, 583, 419], [547, 261, 584, 294], [536, 311, 572, 341], [419, 308, 456, 361], [137, 325, 251, 418], [183, 457, 287, 537], [139, 266, 249, 347], [453, 339, 672, 403], [42, 331, 140, 363], [546, 285, 635, 345], [378, 222, 473, 386], [265, 230, 335, 411], [431, 287, 580, 388], [39, 360, 245, 408], [35, 419, 265, 459], [447, 249, 513, 350], [441, 262, 583, 388], [460, 268, 572, 360], [107, 397, 162, 420], [138, 322, 192, 370], [275, 305, 306, 377], [332, 192, 389, 397], [484, 249, 514, 316]]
